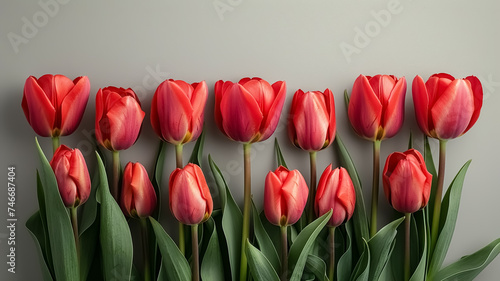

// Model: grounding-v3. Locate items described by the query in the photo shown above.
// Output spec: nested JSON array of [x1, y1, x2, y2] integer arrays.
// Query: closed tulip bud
[[50, 145, 91, 208], [214, 77, 286, 143], [169, 163, 213, 225], [22, 74, 90, 137], [315, 165, 356, 227], [95, 87, 145, 151], [120, 162, 157, 218], [348, 74, 407, 141], [383, 149, 432, 214], [288, 89, 336, 151], [151, 79, 208, 145], [264, 166, 309, 227], [412, 73, 483, 140]]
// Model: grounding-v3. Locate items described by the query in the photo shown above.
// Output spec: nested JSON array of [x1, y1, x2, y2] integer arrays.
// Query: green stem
[[191, 224, 200, 281], [370, 140, 381, 237], [430, 140, 447, 254], [307, 151, 317, 223], [70, 207, 80, 261], [175, 144, 186, 255], [239, 143, 252, 281], [404, 213, 411, 281], [52, 136, 60, 155], [140, 218, 152, 281], [280, 225, 288, 281], [328, 226, 336, 281], [112, 150, 120, 202]]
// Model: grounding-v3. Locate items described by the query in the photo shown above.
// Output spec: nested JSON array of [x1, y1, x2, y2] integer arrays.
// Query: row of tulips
[[22, 72, 498, 281]]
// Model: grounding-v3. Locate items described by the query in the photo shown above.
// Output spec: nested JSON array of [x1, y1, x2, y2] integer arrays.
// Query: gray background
[[2, 0, 500, 280]]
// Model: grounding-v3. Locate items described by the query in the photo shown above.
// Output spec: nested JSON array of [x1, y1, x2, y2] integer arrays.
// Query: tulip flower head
[[264, 166, 309, 227], [50, 145, 91, 208], [120, 162, 157, 218], [315, 165, 356, 227], [214, 77, 286, 143], [95, 86, 145, 151], [412, 73, 483, 140], [348, 74, 407, 141], [169, 163, 213, 225], [383, 149, 432, 214], [288, 89, 336, 152], [22, 74, 90, 137], [151, 79, 208, 145]]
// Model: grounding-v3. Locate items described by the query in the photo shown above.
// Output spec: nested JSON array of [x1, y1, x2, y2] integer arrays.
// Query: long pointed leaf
[[305, 254, 329, 281], [350, 240, 370, 281], [26, 212, 54, 281], [337, 221, 354, 281], [252, 200, 280, 273], [246, 240, 281, 281], [274, 138, 288, 169], [189, 129, 205, 166], [201, 217, 225, 281]]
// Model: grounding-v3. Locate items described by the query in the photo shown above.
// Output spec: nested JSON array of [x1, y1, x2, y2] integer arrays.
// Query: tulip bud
[[214, 77, 286, 143], [412, 73, 483, 140], [22, 74, 90, 137], [288, 89, 336, 152], [151, 79, 208, 145], [120, 162, 157, 218], [169, 163, 213, 225], [348, 74, 406, 141], [264, 166, 309, 227], [315, 165, 356, 227], [50, 145, 91, 208], [95, 87, 145, 151], [383, 149, 432, 214]]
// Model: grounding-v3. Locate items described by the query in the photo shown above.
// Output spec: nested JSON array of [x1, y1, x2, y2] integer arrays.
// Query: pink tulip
[[214, 77, 286, 143], [412, 73, 483, 140], [151, 79, 208, 145], [383, 149, 432, 214], [315, 165, 356, 227], [288, 89, 336, 151], [95, 87, 145, 151], [348, 74, 407, 141], [22, 74, 90, 137], [264, 166, 309, 227], [120, 162, 157, 218], [169, 163, 213, 225], [50, 145, 91, 208]]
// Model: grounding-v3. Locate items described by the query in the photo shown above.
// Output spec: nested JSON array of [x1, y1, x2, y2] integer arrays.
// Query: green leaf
[[35, 171, 53, 275], [274, 138, 288, 169], [344, 89, 350, 111], [423, 136, 438, 223], [26, 211, 54, 281], [367, 217, 405, 281], [96, 152, 133, 281], [337, 222, 354, 281], [149, 217, 192, 281], [427, 160, 471, 278], [334, 134, 370, 253], [209, 155, 243, 281], [434, 238, 500, 281], [152, 141, 168, 220], [35, 138, 79, 280], [189, 129, 205, 166], [252, 200, 280, 273], [408, 132, 413, 150], [305, 254, 329, 281], [349, 240, 370, 281], [409, 210, 427, 281], [289, 211, 332, 281], [201, 217, 225, 281], [246, 240, 281, 281]]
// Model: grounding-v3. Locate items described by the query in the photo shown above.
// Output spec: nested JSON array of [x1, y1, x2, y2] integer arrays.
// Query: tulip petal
[[325, 89, 336, 145], [264, 172, 284, 226], [260, 81, 286, 141], [59, 76, 90, 136], [281, 170, 308, 225], [241, 79, 275, 115], [383, 77, 406, 138], [213, 80, 226, 135], [292, 91, 329, 151], [129, 163, 156, 218], [462, 76, 483, 135], [22, 76, 56, 137], [170, 168, 207, 225], [348, 75, 382, 140], [412, 75, 431, 136], [190, 81, 208, 141], [104, 96, 145, 150], [369, 75, 396, 102]]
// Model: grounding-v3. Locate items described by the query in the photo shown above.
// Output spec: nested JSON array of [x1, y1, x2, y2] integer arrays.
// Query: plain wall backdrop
[[1, 0, 500, 280]]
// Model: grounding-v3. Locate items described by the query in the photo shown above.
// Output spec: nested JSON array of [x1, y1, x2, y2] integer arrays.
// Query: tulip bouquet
[[21, 73, 500, 281]]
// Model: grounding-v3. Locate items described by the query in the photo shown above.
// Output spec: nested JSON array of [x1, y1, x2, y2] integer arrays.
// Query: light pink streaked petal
[[259, 81, 286, 141], [382, 77, 406, 139], [348, 75, 382, 140], [264, 171, 283, 226], [292, 91, 329, 151], [106, 96, 145, 150], [59, 76, 90, 136], [189, 81, 208, 142]]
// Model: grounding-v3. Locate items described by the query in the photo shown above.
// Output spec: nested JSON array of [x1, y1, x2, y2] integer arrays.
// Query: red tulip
[[169, 163, 213, 225], [151, 79, 208, 145], [288, 89, 336, 151], [214, 77, 286, 143], [264, 166, 309, 227], [412, 73, 483, 140], [120, 162, 157, 218], [50, 145, 91, 208], [383, 149, 432, 214], [22, 74, 90, 137], [348, 74, 407, 141], [95, 87, 145, 151], [315, 165, 355, 227]]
